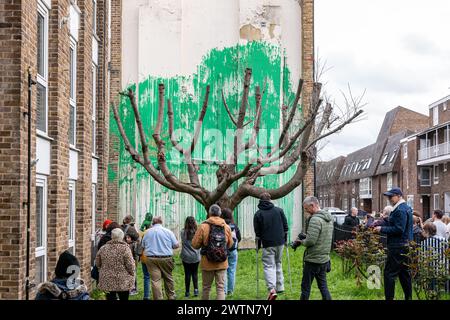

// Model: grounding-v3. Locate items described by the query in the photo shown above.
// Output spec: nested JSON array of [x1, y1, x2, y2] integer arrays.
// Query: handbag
[[91, 264, 99, 281]]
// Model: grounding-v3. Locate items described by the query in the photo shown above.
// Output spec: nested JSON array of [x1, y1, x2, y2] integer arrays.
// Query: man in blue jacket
[[374, 187, 413, 300]]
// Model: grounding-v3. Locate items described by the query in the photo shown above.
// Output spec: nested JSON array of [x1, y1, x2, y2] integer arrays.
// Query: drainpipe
[[25, 68, 36, 300]]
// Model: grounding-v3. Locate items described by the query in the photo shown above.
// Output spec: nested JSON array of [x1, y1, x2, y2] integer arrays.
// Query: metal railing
[[418, 141, 450, 161]]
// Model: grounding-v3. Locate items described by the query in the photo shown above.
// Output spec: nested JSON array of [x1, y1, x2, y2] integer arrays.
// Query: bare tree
[[112, 68, 364, 212]]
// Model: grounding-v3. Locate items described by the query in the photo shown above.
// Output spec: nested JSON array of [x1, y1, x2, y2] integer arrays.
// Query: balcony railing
[[418, 141, 450, 161]]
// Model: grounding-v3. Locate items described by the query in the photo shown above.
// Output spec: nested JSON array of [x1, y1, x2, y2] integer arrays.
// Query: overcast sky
[[315, 0, 450, 161]]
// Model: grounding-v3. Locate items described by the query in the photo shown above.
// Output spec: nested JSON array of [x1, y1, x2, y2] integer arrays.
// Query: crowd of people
[[34, 187, 449, 301]]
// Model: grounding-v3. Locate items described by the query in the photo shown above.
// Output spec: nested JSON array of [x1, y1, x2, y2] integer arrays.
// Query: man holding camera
[[292, 196, 333, 300]]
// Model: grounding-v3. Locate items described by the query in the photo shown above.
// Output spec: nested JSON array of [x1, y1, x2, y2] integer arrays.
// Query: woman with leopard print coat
[[95, 228, 136, 300]]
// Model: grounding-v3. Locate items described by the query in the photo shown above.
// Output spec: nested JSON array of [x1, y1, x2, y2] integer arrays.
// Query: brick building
[[400, 95, 450, 219], [0, 0, 111, 299], [316, 156, 345, 208], [318, 106, 429, 214]]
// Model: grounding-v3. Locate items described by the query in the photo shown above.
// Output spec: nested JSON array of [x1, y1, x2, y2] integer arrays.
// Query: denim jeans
[[224, 249, 238, 294], [142, 262, 151, 299], [300, 261, 332, 300]]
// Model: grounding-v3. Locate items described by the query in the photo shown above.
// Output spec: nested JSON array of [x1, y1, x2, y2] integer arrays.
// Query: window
[[434, 194, 440, 210], [35, 176, 47, 285], [351, 198, 356, 208], [92, 0, 97, 34], [433, 165, 439, 184], [36, 3, 48, 133], [92, 64, 98, 155], [381, 153, 388, 165], [69, 39, 77, 146], [444, 101, 448, 111], [403, 144, 408, 159], [363, 158, 372, 171], [91, 184, 96, 267], [419, 167, 431, 186], [407, 195, 414, 209], [433, 106, 439, 126], [342, 198, 348, 211], [359, 177, 372, 199], [444, 163, 448, 172], [387, 172, 393, 190], [389, 149, 397, 163], [68, 181, 76, 253]]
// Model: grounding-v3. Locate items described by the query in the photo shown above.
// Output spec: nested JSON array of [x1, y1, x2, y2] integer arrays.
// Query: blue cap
[[383, 187, 403, 197]]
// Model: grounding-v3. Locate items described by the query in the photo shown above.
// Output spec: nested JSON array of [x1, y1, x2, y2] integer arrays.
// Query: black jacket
[[253, 200, 288, 248], [343, 215, 360, 228]]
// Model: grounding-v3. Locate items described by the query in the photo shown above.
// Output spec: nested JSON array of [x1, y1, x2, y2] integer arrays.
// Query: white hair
[[111, 228, 124, 241], [303, 196, 319, 206], [351, 207, 358, 212], [209, 204, 222, 217], [383, 206, 393, 216]]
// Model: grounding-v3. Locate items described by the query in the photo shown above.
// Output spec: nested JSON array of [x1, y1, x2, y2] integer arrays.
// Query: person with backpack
[[192, 204, 233, 300], [253, 192, 288, 300], [221, 208, 241, 296], [180, 216, 201, 298]]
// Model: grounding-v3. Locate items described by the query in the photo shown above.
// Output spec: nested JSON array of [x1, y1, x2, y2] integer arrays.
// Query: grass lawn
[[92, 246, 449, 300]]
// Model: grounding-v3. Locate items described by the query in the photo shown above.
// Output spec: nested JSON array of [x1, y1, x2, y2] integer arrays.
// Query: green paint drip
[[109, 41, 303, 234]]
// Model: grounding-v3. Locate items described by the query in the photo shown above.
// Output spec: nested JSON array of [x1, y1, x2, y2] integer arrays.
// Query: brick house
[[318, 106, 429, 214], [0, 0, 111, 299], [316, 156, 345, 208], [400, 95, 450, 219]]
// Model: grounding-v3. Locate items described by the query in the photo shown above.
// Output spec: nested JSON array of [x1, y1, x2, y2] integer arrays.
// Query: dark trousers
[[182, 261, 199, 293], [105, 291, 129, 301], [384, 246, 412, 300], [300, 261, 332, 300]]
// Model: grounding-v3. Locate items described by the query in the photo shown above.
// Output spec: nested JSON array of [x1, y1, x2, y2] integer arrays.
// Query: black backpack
[[201, 222, 228, 262]]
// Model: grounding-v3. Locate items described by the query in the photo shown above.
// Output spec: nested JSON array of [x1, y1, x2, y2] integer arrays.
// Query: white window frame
[[92, 0, 97, 34], [69, 38, 77, 147], [433, 165, 439, 184], [407, 195, 414, 209], [389, 149, 397, 163], [36, 2, 49, 135], [387, 172, 393, 191], [419, 167, 431, 186], [92, 63, 98, 156], [434, 193, 440, 210], [403, 144, 408, 159], [35, 175, 48, 284], [359, 177, 372, 199], [68, 181, 76, 253], [433, 106, 439, 126], [91, 184, 96, 242], [381, 153, 388, 165]]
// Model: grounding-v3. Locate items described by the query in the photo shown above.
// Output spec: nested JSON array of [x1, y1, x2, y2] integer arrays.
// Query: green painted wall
[[109, 41, 303, 242]]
